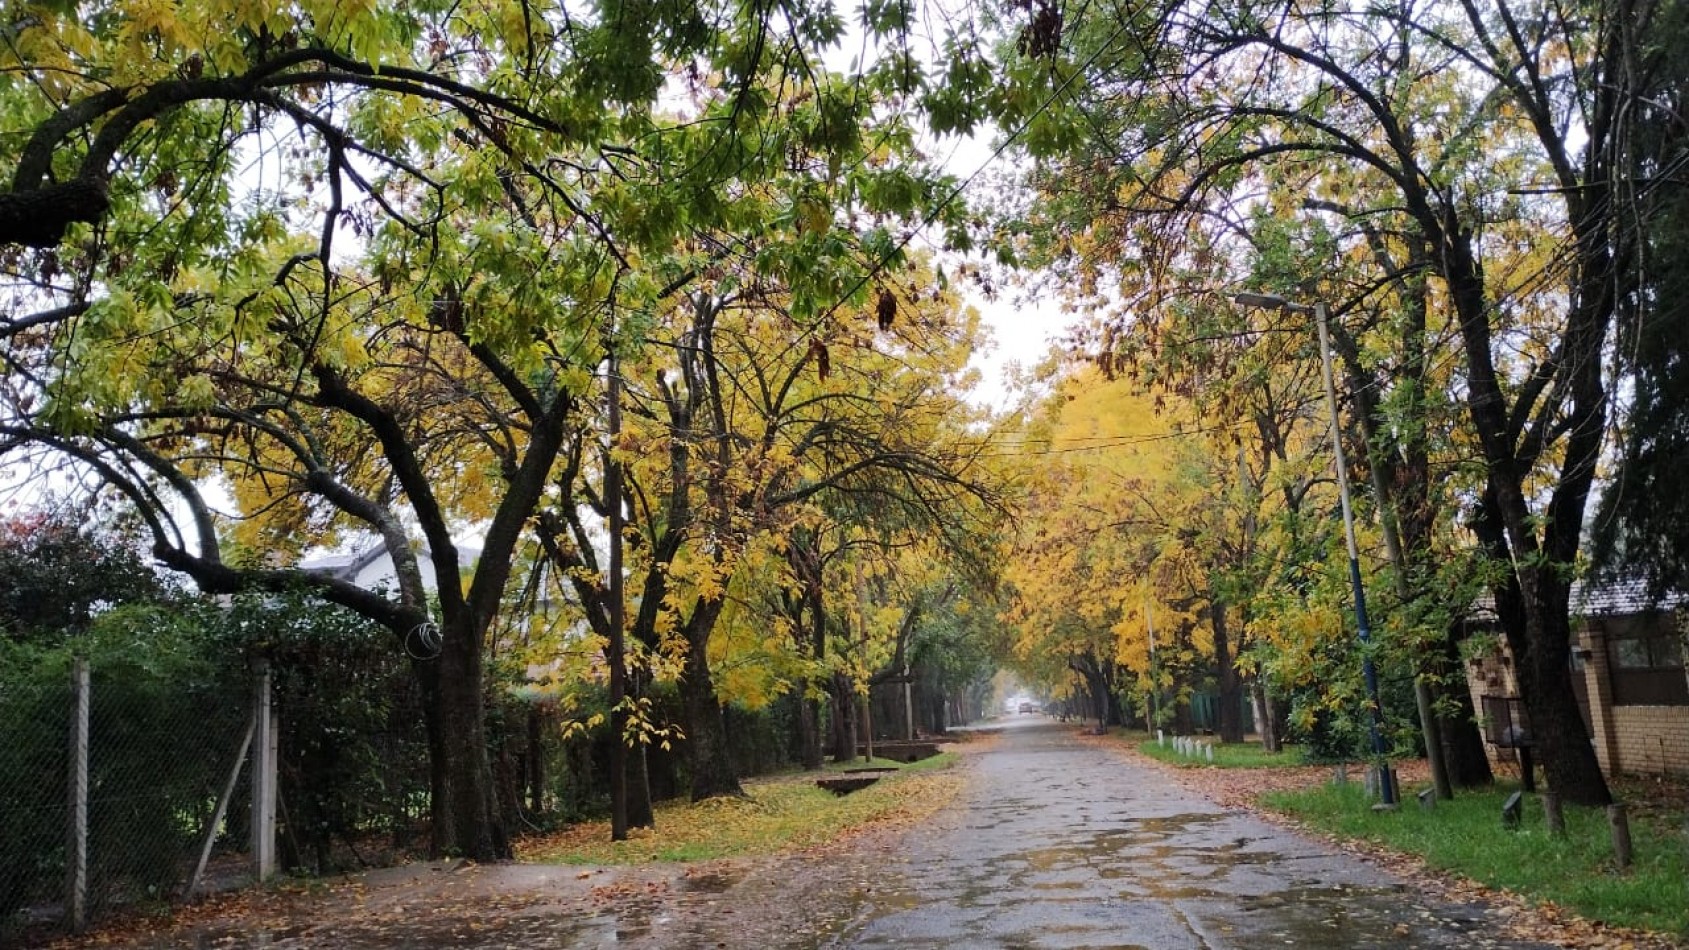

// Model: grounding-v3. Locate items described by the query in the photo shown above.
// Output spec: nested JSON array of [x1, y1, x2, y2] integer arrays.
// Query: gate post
[[251, 658, 276, 882], [66, 656, 89, 932]]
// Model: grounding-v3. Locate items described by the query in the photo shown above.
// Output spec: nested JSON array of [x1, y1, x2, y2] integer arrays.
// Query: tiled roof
[[1465, 576, 1686, 621], [1571, 576, 1687, 617]]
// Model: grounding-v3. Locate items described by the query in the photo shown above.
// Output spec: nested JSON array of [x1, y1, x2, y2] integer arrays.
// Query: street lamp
[[1232, 291, 1397, 807]]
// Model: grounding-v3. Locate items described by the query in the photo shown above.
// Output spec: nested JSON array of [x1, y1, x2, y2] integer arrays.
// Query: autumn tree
[[1, 0, 986, 856], [535, 261, 1002, 800], [983, 0, 1653, 804]]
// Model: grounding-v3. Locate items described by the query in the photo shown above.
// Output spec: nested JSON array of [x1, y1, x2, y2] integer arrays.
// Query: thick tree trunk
[[925, 688, 946, 735], [626, 745, 655, 827], [432, 616, 509, 859], [831, 675, 858, 763], [1251, 679, 1281, 752], [680, 604, 742, 800], [1437, 629, 1494, 787], [1211, 601, 1245, 743], [1509, 585, 1610, 804], [799, 693, 824, 770], [1105, 683, 1125, 728]]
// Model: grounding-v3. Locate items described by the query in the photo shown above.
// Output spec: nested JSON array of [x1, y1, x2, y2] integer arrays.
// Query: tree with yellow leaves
[[533, 259, 1003, 803]]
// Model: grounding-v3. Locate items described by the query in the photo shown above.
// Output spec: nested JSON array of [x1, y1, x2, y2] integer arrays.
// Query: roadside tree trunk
[[1210, 601, 1245, 743], [680, 599, 742, 800], [432, 612, 508, 858]]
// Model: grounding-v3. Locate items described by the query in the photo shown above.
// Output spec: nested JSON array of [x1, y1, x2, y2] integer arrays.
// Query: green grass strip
[[1263, 782, 1689, 937], [1128, 733, 1306, 768]]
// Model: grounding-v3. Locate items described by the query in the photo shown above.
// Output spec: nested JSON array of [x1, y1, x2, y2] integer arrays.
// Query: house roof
[[1466, 576, 1686, 622], [1571, 576, 1687, 617], [299, 539, 481, 586]]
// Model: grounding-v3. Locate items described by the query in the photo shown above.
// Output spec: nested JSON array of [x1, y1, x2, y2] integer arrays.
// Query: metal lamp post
[[1233, 292, 1397, 806]]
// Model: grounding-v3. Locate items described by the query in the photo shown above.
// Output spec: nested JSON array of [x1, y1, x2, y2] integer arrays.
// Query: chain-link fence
[[1, 656, 253, 947], [1, 636, 845, 946]]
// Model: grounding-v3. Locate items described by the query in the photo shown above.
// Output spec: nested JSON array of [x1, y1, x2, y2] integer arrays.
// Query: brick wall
[[1466, 620, 1689, 779], [1607, 706, 1689, 775]]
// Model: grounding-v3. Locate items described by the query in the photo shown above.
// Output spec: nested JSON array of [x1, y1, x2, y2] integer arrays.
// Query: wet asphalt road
[[829, 716, 1551, 950], [113, 717, 1562, 950]]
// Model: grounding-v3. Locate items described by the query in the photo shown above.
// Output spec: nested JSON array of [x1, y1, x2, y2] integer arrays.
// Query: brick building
[[1465, 579, 1689, 779]]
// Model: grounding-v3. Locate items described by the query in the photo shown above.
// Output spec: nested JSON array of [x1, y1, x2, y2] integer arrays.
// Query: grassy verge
[[1263, 782, 1689, 937], [518, 752, 960, 865], [1129, 732, 1306, 768]]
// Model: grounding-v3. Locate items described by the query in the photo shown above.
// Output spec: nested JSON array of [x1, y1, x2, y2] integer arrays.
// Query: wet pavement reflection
[[828, 718, 1553, 949], [130, 719, 1559, 949]]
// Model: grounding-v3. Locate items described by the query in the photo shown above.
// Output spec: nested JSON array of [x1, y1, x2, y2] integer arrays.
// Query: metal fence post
[[66, 656, 89, 933], [251, 658, 276, 882]]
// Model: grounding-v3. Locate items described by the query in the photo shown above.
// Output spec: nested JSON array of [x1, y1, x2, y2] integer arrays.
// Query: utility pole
[[607, 343, 629, 840], [1234, 292, 1397, 807]]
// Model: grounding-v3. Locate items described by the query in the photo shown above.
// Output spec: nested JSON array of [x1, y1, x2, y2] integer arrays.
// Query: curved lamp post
[[1233, 292, 1397, 807]]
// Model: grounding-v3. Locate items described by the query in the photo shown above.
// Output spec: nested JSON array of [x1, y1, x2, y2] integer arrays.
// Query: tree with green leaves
[[1590, 0, 1689, 594], [2, 0, 985, 857], [0, 504, 176, 644]]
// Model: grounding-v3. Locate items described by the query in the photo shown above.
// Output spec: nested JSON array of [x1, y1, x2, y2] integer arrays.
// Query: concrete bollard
[[1205, 743, 1214, 763]]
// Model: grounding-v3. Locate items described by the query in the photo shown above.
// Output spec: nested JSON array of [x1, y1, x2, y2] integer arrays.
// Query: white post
[[251, 658, 276, 882], [67, 657, 89, 933]]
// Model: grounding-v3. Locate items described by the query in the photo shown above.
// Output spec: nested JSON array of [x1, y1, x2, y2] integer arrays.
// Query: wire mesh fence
[[0, 664, 71, 934], [268, 678, 432, 872], [1, 635, 825, 946], [1, 657, 252, 946]]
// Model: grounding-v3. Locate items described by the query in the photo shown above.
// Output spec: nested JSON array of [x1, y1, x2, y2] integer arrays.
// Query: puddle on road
[[677, 869, 740, 894], [833, 804, 1490, 949]]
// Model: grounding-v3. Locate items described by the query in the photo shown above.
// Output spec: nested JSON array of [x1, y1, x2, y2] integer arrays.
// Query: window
[[1605, 615, 1689, 706]]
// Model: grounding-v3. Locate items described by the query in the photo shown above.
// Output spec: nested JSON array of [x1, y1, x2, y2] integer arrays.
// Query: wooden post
[[251, 658, 276, 882], [903, 665, 915, 741], [1543, 792, 1565, 837], [1608, 803, 1633, 871], [66, 657, 89, 933], [187, 711, 256, 899]]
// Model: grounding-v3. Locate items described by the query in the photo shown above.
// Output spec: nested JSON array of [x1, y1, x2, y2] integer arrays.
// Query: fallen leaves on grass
[[518, 760, 965, 865]]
